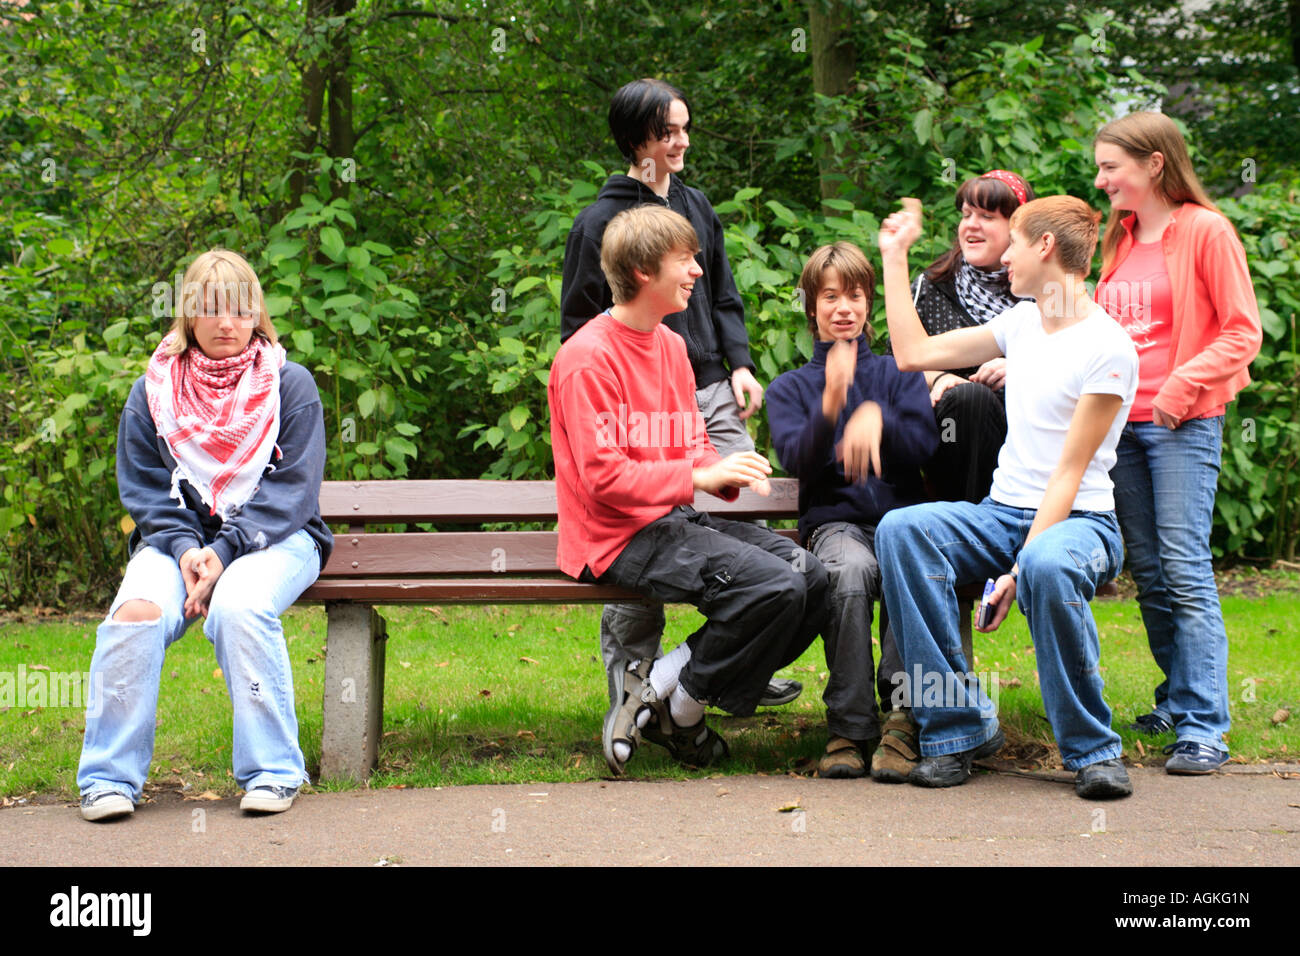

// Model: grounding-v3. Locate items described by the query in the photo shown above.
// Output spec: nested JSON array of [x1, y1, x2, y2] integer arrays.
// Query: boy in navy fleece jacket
[[766, 242, 937, 779]]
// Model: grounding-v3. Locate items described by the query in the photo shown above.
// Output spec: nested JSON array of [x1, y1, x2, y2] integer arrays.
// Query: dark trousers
[[928, 382, 1007, 504], [591, 507, 828, 717]]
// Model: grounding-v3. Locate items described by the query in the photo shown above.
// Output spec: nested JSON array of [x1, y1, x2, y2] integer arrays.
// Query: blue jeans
[[77, 530, 320, 803], [876, 499, 1124, 770], [1110, 416, 1228, 751]]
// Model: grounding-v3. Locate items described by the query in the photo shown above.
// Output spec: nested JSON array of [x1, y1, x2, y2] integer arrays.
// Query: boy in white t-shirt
[[875, 195, 1139, 800]]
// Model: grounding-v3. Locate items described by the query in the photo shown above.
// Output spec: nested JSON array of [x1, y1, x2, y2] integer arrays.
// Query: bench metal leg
[[321, 603, 387, 781]]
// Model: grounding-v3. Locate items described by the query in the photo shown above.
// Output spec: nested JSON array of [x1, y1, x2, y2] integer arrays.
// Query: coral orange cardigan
[[1097, 203, 1262, 422]]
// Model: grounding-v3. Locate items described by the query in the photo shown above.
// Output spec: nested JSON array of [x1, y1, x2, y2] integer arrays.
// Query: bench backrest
[[317, 478, 801, 580]]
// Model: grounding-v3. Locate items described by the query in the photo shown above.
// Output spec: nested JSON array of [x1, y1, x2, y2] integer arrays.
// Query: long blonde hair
[[1094, 112, 1219, 270], [165, 249, 278, 356]]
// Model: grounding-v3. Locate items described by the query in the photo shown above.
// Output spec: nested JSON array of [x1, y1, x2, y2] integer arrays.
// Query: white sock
[[649, 643, 691, 699], [669, 684, 706, 727], [612, 740, 632, 762]]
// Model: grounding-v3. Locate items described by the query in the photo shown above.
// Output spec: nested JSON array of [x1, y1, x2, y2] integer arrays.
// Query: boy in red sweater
[[549, 205, 829, 775]]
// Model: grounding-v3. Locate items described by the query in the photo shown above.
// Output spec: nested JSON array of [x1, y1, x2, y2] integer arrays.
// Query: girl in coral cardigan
[[1093, 111, 1262, 774]]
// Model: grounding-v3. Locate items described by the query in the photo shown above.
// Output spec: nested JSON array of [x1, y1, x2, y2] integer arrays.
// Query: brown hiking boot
[[871, 709, 919, 783]]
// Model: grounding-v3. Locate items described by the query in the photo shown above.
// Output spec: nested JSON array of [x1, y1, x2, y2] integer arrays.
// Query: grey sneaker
[[240, 785, 299, 813], [80, 790, 134, 822], [759, 677, 803, 707]]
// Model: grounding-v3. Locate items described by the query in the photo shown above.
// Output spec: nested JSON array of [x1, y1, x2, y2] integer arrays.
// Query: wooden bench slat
[[318, 478, 801, 524], [304, 577, 651, 603], [319, 527, 801, 577]]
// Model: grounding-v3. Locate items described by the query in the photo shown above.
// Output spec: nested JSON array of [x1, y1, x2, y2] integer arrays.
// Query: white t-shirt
[[986, 299, 1138, 512]]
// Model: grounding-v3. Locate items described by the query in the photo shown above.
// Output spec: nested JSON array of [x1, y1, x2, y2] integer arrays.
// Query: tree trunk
[[287, 0, 356, 211], [328, 0, 356, 202], [1289, 0, 1300, 72], [807, 0, 858, 200]]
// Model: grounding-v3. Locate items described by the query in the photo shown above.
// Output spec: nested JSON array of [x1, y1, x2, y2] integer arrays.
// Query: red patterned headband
[[980, 169, 1029, 206]]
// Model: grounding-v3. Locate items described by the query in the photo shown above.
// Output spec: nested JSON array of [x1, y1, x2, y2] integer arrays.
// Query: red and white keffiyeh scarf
[[145, 333, 287, 520]]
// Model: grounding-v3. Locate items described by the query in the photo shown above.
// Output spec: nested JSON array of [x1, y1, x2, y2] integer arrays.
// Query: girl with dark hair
[[896, 170, 1035, 502]]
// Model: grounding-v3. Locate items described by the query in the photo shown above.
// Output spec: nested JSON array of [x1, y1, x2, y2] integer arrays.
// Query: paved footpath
[[4, 765, 1297, 866]]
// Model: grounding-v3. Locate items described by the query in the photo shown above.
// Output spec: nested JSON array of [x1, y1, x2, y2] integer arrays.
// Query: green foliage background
[[1, 0, 1297, 607]]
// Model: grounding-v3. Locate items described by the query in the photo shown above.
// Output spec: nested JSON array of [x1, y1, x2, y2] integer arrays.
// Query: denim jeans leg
[[1016, 512, 1125, 769], [809, 521, 882, 740], [202, 529, 320, 792], [1110, 425, 1175, 722], [78, 546, 193, 803], [1120, 418, 1229, 749], [876, 501, 1017, 756]]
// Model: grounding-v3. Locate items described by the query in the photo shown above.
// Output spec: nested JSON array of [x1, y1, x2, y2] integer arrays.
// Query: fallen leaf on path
[[776, 799, 802, 813], [716, 787, 730, 797]]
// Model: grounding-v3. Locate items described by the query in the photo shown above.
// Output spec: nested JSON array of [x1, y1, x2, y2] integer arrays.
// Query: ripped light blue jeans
[[77, 530, 319, 803]]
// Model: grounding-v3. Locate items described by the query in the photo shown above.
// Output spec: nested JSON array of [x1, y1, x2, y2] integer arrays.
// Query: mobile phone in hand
[[975, 577, 996, 629]]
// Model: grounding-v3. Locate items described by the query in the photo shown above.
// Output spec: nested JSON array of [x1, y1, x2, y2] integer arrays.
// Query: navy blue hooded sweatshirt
[[114, 361, 333, 571], [766, 335, 938, 542]]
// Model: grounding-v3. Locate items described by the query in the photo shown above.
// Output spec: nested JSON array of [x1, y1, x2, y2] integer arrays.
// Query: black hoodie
[[559, 174, 753, 389]]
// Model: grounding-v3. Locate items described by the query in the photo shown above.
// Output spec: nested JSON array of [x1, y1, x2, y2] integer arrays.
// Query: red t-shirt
[[547, 313, 731, 579]]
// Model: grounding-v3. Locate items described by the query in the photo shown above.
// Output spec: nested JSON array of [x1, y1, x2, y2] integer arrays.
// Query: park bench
[[303, 477, 984, 780]]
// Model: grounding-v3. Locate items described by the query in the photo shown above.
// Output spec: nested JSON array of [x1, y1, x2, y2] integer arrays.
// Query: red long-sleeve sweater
[[548, 312, 732, 578]]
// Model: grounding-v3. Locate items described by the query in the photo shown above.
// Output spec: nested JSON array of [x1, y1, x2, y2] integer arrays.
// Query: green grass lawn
[[2, 588, 1297, 801]]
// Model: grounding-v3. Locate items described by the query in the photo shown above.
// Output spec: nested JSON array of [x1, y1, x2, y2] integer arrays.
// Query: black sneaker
[[1129, 712, 1173, 736], [907, 729, 1004, 788], [759, 677, 803, 707], [1074, 758, 1133, 799]]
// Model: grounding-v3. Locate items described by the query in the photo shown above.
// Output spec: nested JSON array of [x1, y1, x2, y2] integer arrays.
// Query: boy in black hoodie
[[560, 78, 799, 712]]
